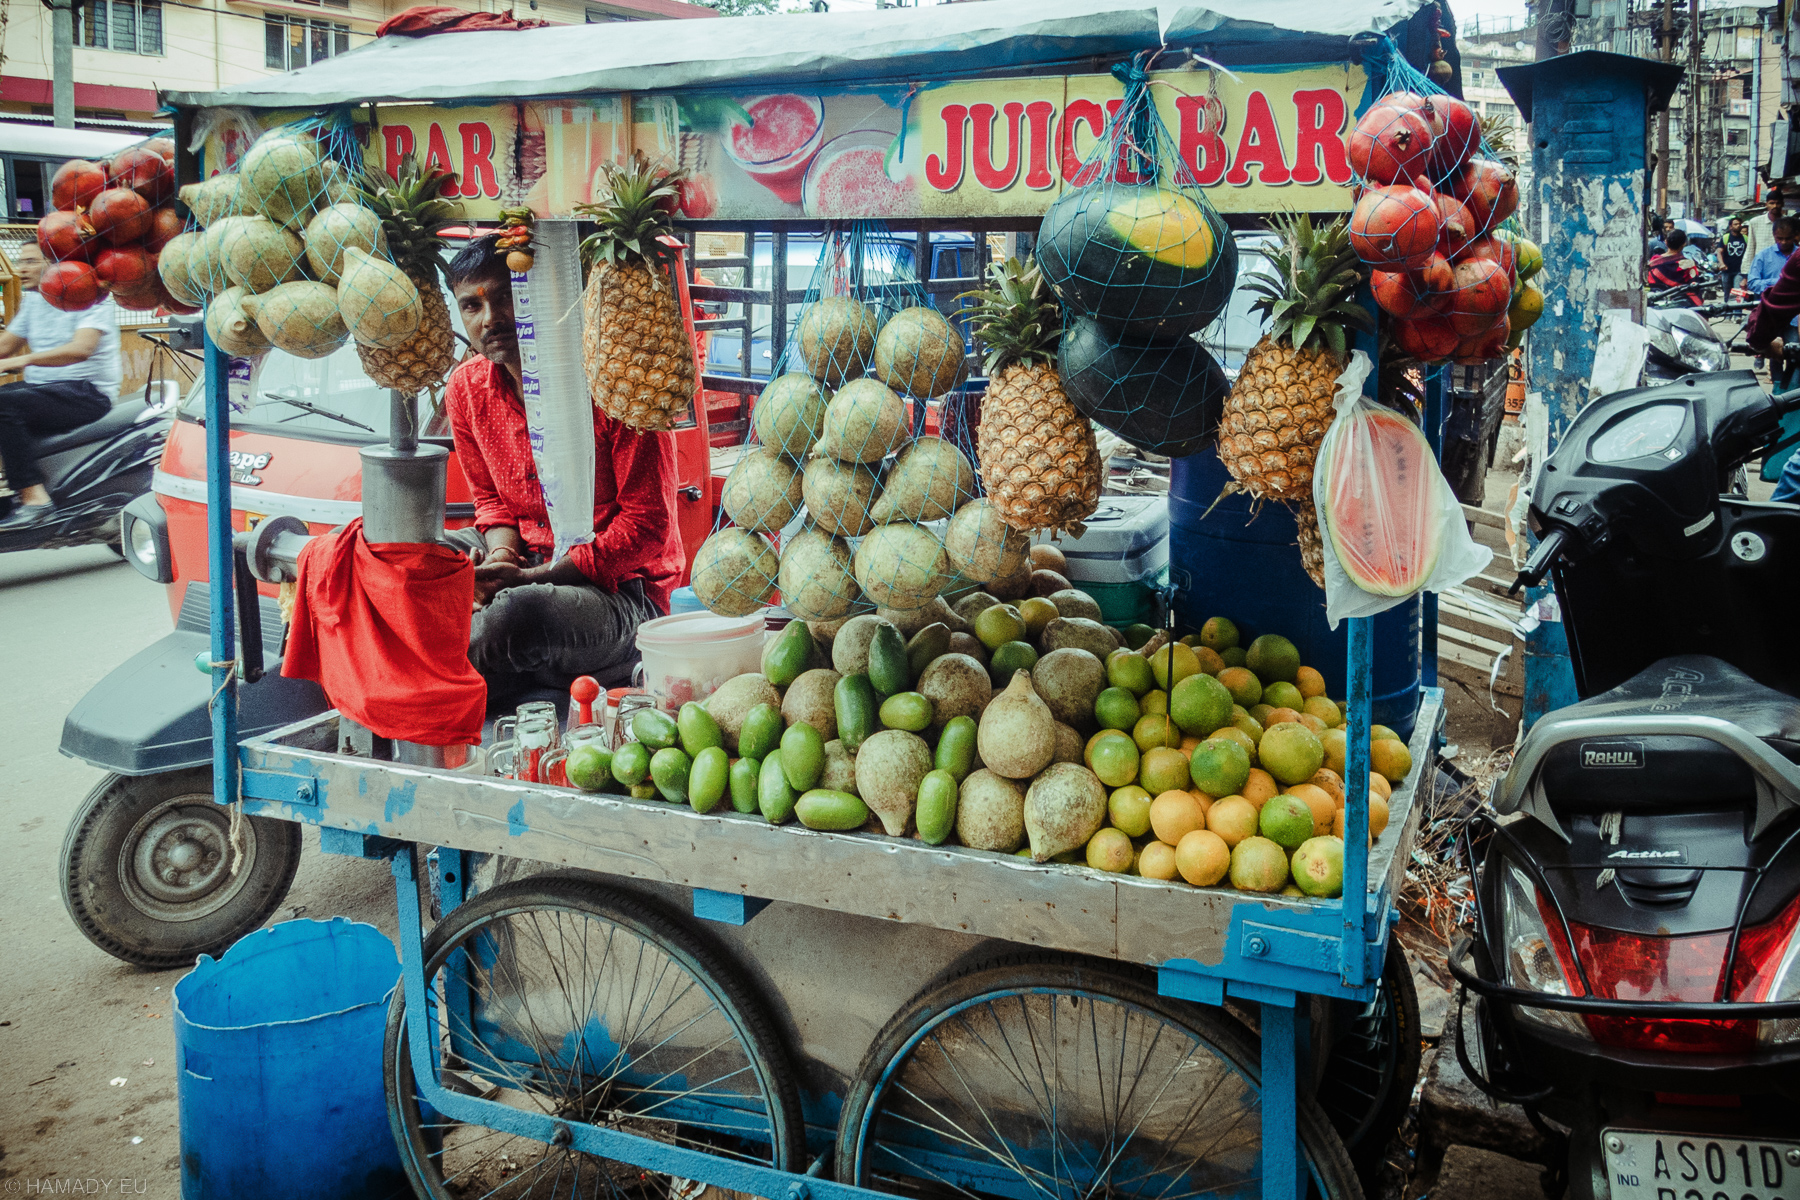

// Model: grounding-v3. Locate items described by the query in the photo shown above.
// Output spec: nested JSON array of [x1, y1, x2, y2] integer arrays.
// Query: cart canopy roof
[[165, 0, 1428, 109]]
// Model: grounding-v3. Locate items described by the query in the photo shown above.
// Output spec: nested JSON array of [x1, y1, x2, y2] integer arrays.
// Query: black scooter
[[0, 350, 178, 554], [1449, 369, 1800, 1200]]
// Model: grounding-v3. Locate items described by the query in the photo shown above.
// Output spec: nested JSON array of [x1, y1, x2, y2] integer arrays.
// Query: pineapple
[[964, 258, 1102, 538], [1220, 213, 1373, 586], [576, 154, 695, 431], [354, 154, 460, 395]]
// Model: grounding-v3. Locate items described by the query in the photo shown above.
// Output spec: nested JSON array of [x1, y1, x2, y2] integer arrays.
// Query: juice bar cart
[[166, 2, 1456, 1196]]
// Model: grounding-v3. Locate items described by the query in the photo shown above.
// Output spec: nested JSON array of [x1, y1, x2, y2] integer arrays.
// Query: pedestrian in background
[[1647, 216, 1669, 257], [1746, 190, 1785, 263], [1720, 217, 1747, 293], [1746, 217, 1798, 294]]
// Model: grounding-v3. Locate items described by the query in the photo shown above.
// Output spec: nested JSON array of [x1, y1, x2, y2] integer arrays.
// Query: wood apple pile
[[37, 141, 184, 314], [1346, 92, 1543, 364]]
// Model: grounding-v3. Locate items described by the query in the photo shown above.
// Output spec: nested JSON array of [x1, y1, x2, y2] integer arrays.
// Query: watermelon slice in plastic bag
[[1313, 350, 1492, 627]]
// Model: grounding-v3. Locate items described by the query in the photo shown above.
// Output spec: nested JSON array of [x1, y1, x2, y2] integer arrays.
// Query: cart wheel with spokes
[[835, 953, 1364, 1200], [60, 768, 302, 969], [384, 876, 806, 1200], [1316, 939, 1422, 1183]]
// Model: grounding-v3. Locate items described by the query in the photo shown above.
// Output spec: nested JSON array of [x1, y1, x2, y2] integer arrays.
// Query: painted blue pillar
[[204, 334, 239, 810], [1496, 51, 1683, 725]]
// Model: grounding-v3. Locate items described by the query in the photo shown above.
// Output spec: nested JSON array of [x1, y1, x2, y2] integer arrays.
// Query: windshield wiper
[[259, 393, 377, 433]]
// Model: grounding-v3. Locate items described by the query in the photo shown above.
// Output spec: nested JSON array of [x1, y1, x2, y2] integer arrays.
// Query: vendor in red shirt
[[444, 234, 683, 705]]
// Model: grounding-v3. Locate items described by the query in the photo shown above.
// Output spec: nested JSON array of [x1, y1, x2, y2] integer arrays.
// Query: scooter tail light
[[1498, 863, 1592, 1039], [1757, 894, 1800, 1046], [1567, 893, 1800, 1053]]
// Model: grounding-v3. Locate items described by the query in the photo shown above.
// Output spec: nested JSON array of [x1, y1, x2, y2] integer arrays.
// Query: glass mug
[[487, 740, 519, 779], [515, 715, 558, 784]]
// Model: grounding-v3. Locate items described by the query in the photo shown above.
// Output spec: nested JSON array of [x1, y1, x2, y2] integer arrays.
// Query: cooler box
[[1034, 495, 1168, 626]]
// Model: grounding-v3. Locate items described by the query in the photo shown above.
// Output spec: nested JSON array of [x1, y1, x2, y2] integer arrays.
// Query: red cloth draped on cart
[[376, 6, 548, 36], [283, 519, 486, 746]]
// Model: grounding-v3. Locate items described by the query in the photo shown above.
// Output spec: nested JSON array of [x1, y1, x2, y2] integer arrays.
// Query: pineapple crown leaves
[[957, 256, 1063, 376], [1242, 211, 1375, 359], [575, 151, 688, 285], [357, 152, 462, 282]]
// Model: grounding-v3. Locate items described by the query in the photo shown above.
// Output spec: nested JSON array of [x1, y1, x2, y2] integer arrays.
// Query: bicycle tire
[[385, 875, 806, 1199]]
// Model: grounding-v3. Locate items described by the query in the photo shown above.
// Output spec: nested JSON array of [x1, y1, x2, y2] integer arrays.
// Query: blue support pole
[[1341, 615, 1372, 983], [1259, 993, 1301, 1200], [203, 333, 238, 810], [1421, 372, 1444, 693]]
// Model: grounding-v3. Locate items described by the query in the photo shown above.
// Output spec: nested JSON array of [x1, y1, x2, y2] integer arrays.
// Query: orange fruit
[[1193, 646, 1227, 676], [1149, 790, 1207, 844], [1308, 768, 1346, 808], [1137, 840, 1179, 880], [1175, 829, 1231, 886], [1287, 783, 1336, 836], [1369, 770, 1392, 800], [1240, 768, 1280, 807], [1205, 795, 1259, 847], [1294, 666, 1327, 699]]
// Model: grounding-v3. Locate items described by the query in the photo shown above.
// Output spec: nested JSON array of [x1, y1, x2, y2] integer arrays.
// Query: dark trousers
[[469, 574, 662, 710], [0, 379, 109, 490]]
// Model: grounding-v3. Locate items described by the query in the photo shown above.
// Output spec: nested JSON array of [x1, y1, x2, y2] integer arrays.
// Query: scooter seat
[[33, 400, 141, 456], [1530, 655, 1800, 813]]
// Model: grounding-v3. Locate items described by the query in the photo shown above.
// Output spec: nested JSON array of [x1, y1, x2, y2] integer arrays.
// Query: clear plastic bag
[[1314, 350, 1492, 627]]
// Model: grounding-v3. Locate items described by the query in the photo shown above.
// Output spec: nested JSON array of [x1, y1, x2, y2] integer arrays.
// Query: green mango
[[795, 789, 870, 831], [933, 715, 977, 782], [905, 622, 952, 679], [867, 624, 909, 697], [739, 702, 784, 761], [729, 755, 762, 813], [878, 691, 933, 732], [649, 746, 691, 803], [632, 708, 679, 750], [761, 619, 816, 688], [678, 702, 724, 756], [834, 673, 877, 751], [758, 750, 797, 824], [611, 741, 651, 787], [915, 769, 959, 844], [688, 746, 729, 813], [780, 722, 825, 792]]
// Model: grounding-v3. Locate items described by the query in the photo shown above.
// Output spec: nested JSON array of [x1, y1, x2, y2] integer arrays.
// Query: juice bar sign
[[353, 63, 1363, 223]]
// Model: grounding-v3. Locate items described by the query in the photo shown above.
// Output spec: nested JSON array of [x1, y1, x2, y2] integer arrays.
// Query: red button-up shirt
[[445, 355, 683, 613]]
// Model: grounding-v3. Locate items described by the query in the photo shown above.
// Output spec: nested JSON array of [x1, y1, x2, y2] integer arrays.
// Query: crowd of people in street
[[1646, 189, 1790, 300]]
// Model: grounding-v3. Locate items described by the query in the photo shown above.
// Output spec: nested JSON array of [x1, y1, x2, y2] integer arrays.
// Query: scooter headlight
[[1498, 863, 1592, 1039], [128, 515, 158, 567], [1670, 328, 1729, 373]]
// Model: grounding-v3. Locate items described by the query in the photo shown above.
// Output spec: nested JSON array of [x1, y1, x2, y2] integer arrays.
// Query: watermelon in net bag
[[1312, 351, 1491, 627]]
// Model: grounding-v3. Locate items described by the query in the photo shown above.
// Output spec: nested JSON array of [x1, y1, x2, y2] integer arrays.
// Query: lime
[[1170, 672, 1234, 737], [1094, 686, 1141, 731], [1245, 634, 1301, 684], [1258, 794, 1315, 851], [1141, 690, 1169, 716], [1089, 736, 1141, 788], [1248, 702, 1274, 726], [1260, 722, 1325, 786], [1084, 727, 1132, 770], [1122, 623, 1156, 649], [1018, 596, 1059, 639], [1291, 835, 1345, 897], [1150, 643, 1200, 690], [1231, 712, 1264, 744], [1133, 713, 1181, 751], [1179, 634, 1203, 647], [1189, 737, 1251, 798], [1209, 725, 1259, 764], [1229, 836, 1291, 892], [1262, 681, 1305, 712], [1220, 646, 1247, 668], [1199, 616, 1240, 651], [1139, 746, 1191, 795], [988, 640, 1039, 685], [1107, 649, 1155, 696], [1086, 827, 1134, 872], [565, 745, 613, 792], [1108, 784, 1153, 836], [975, 603, 1027, 651]]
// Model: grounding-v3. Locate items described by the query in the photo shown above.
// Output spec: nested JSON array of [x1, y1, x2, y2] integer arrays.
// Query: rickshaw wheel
[[385, 876, 806, 1200], [59, 767, 302, 969], [1317, 939, 1422, 1182], [836, 952, 1364, 1200]]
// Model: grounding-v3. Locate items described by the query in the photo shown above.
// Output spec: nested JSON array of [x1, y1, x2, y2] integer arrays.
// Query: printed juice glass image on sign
[[804, 130, 915, 218], [724, 95, 825, 204]]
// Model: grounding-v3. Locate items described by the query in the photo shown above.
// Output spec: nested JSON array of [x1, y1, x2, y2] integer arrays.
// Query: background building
[[0, 0, 715, 129]]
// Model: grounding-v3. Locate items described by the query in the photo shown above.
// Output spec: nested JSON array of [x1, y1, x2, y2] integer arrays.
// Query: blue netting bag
[[1035, 54, 1237, 457], [691, 223, 1022, 623], [1346, 36, 1537, 366]]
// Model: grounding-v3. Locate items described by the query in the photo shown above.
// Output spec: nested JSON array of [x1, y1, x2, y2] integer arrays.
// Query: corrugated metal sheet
[[164, 0, 1424, 109]]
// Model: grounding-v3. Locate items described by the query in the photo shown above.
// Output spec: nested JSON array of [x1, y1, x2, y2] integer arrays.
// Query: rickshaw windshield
[[178, 339, 454, 444]]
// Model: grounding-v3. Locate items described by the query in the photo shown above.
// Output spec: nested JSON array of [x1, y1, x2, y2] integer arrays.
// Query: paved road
[[0, 545, 390, 1196]]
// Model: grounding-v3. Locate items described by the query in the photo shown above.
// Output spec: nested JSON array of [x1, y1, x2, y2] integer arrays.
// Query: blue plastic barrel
[[668, 585, 705, 615], [173, 918, 408, 1200], [1168, 446, 1422, 738]]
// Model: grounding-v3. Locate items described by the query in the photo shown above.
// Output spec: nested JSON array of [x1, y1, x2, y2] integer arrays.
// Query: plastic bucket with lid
[[635, 610, 766, 710], [173, 917, 405, 1199]]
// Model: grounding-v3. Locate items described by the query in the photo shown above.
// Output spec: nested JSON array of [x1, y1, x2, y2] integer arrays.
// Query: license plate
[[1603, 1129, 1800, 1200]]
